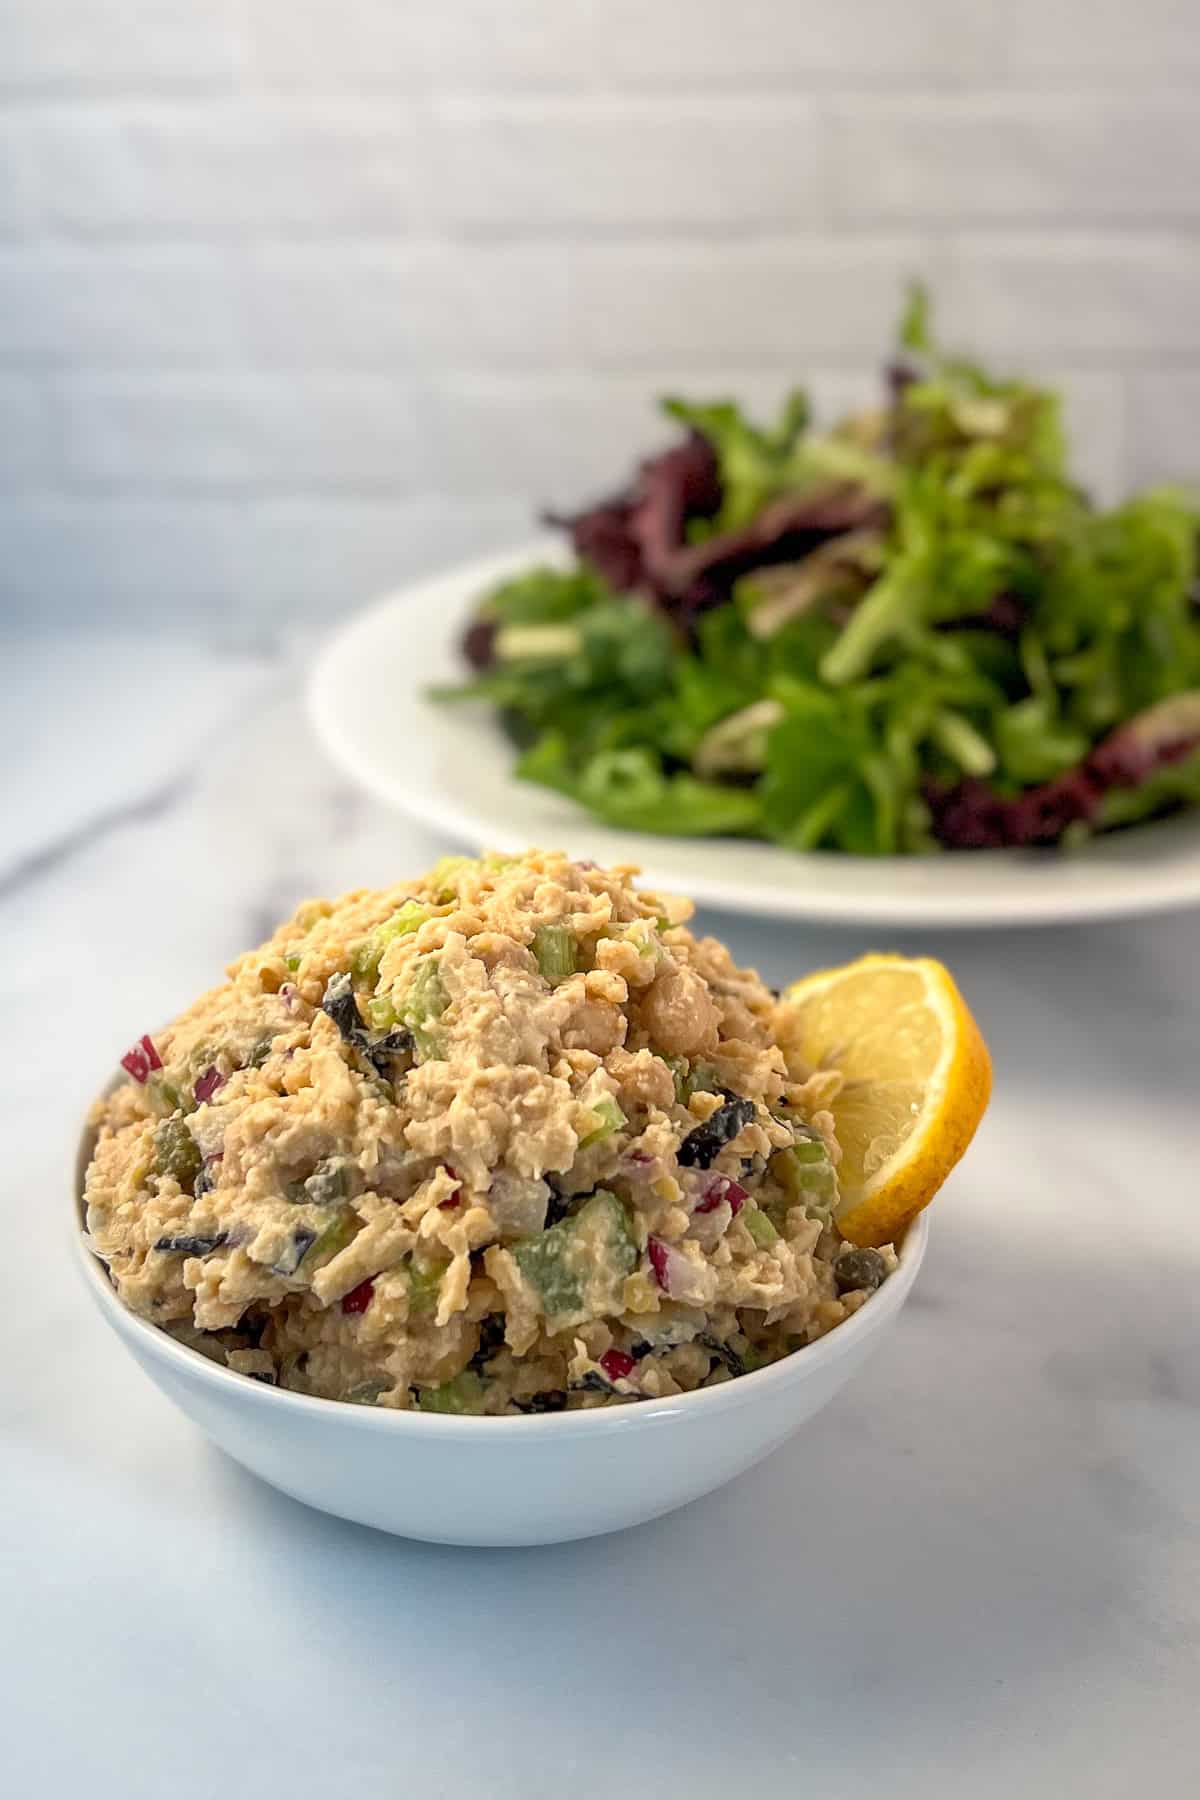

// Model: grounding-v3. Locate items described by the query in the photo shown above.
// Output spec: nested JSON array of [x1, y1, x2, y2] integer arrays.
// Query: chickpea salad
[[83, 851, 895, 1414]]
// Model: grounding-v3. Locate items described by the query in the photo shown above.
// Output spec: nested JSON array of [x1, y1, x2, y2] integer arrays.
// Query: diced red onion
[[693, 1174, 748, 1217], [341, 1278, 375, 1315], [193, 1065, 227, 1105], [279, 983, 303, 1014], [120, 1033, 162, 1084], [437, 1164, 463, 1208], [621, 1148, 664, 1181], [647, 1235, 675, 1291], [600, 1348, 636, 1382]]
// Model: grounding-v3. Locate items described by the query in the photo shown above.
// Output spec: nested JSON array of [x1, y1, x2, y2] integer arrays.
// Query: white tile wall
[[0, 0, 1197, 639]]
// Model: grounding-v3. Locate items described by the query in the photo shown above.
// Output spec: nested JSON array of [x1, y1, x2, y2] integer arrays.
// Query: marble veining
[[4, 630, 1198, 1800]]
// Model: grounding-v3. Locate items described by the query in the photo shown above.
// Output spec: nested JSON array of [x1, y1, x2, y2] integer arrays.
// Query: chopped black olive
[[246, 1370, 277, 1385], [272, 1227, 317, 1276], [154, 1232, 228, 1256], [511, 1389, 568, 1413], [542, 1181, 576, 1229], [321, 971, 363, 1043], [304, 1161, 349, 1205], [468, 1314, 507, 1372], [834, 1247, 888, 1295], [193, 1162, 218, 1199], [699, 1332, 746, 1379], [571, 1370, 618, 1396], [321, 973, 414, 1082], [677, 1093, 756, 1169], [363, 1026, 415, 1079]]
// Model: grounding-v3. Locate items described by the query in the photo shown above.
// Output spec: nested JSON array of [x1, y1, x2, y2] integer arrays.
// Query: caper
[[834, 1246, 887, 1295], [153, 1117, 202, 1192]]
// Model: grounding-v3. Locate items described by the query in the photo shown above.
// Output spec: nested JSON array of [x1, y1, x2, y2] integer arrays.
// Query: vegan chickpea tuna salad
[[83, 851, 990, 1415]]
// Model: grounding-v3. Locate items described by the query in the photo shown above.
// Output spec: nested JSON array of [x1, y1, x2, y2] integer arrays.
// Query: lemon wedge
[[778, 954, 992, 1248]]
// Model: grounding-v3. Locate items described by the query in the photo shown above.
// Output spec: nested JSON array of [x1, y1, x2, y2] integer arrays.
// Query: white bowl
[[73, 1119, 929, 1547]]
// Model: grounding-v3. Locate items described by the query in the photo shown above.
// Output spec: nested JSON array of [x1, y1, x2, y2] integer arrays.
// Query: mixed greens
[[439, 289, 1200, 852]]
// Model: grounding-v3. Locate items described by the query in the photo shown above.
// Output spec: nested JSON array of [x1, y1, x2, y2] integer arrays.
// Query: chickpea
[[636, 960, 719, 1059]]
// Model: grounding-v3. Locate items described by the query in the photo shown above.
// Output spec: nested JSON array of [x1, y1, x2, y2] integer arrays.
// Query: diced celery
[[398, 956, 449, 1060], [148, 1075, 191, 1118], [380, 899, 432, 941], [618, 919, 661, 960], [532, 922, 578, 985], [578, 1094, 626, 1150], [429, 855, 477, 898], [744, 1206, 779, 1248], [365, 993, 398, 1031], [769, 1124, 839, 1223], [416, 1370, 485, 1415], [664, 1055, 690, 1103], [664, 1057, 720, 1104], [514, 1190, 636, 1325], [514, 1222, 583, 1320], [345, 1379, 389, 1407], [405, 1259, 445, 1317], [351, 900, 432, 984], [303, 1208, 358, 1268], [350, 940, 380, 984], [284, 952, 302, 972], [687, 1061, 720, 1096]]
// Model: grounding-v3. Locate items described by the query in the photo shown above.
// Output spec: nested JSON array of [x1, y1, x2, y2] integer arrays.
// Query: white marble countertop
[[5, 631, 1198, 1798]]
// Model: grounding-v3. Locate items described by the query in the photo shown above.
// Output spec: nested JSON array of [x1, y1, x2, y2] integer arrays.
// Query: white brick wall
[[0, 0, 1197, 641]]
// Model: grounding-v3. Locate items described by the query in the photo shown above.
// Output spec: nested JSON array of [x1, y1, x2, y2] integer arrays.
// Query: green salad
[[439, 290, 1200, 853]]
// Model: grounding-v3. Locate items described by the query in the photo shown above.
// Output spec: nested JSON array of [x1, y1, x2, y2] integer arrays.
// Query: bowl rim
[[73, 1104, 929, 1440]]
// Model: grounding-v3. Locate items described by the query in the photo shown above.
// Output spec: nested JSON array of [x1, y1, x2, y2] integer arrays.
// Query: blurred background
[[2, 0, 1199, 644]]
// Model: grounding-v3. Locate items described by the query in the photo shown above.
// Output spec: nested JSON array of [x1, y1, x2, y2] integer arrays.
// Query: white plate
[[309, 541, 1200, 928]]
